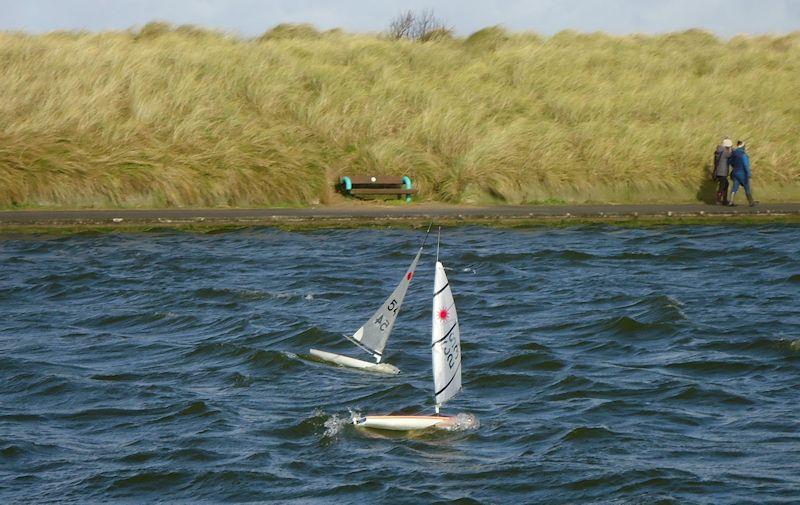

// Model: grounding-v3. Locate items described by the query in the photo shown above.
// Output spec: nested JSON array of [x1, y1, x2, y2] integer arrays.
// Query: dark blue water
[[1, 225, 799, 504]]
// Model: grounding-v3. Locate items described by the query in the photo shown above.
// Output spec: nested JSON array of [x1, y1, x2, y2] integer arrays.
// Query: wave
[[458, 249, 596, 264], [663, 359, 776, 376], [76, 311, 201, 333], [560, 425, 621, 442], [468, 372, 539, 390], [102, 470, 193, 494], [3, 372, 80, 400], [620, 294, 687, 323], [342, 382, 422, 405], [0, 439, 62, 460], [90, 372, 141, 382], [596, 315, 674, 339], [52, 405, 173, 422], [491, 353, 565, 372], [696, 336, 800, 356], [563, 466, 708, 497], [273, 410, 331, 438], [664, 384, 755, 405], [193, 287, 271, 301], [184, 339, 304, 373], [609, 251, 660, 261], [537, 249, 596, 261], [247, 349, 304, 372], [229, 372, 254, 388]]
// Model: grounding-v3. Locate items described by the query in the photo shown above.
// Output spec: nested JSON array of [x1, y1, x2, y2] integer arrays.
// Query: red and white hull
[[353, 414, 456, 431]]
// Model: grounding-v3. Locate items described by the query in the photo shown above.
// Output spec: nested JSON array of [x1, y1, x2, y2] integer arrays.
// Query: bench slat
[[349, 188, 417, 195], [345, 176, 405, 185]]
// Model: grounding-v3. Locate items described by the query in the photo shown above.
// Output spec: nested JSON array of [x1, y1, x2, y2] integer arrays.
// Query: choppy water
[[1, 225, 799, 504]]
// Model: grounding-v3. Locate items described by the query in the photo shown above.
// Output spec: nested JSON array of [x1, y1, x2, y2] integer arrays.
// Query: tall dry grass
[[1, 23, 798, 208]]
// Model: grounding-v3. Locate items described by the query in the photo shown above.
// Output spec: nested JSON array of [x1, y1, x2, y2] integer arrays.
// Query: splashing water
[[346, 407, 363, 426], [322, 413, 347, 439], [442, 413, 480, 432]]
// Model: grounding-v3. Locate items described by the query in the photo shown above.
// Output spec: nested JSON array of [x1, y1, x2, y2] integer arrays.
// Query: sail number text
[[442, 332, 460, 369], [373, 298, 399, 332]]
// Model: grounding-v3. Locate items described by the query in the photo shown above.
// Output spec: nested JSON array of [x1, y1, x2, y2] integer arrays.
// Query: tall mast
[[434, 225, 442, 415]]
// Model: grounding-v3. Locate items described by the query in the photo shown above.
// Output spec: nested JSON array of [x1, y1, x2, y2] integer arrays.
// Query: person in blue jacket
[[728, 141, 757, 207]]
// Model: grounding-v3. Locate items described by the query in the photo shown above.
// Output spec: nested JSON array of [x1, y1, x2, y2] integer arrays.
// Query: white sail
[[431, 261, 461, 410], [348, 245, 423, 361]]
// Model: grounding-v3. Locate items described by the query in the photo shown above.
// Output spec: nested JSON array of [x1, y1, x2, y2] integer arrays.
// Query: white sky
[[2, 0, 799, 36]]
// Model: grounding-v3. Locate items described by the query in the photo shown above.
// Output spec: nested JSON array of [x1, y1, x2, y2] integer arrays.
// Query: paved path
[[1, 203, 799, 225]]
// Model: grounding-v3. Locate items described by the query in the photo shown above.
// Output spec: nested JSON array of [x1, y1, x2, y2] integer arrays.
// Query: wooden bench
[[339, 176, 417, 202]]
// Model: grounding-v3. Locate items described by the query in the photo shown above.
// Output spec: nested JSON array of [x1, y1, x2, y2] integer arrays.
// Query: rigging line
[[436, 225, 441, 264]]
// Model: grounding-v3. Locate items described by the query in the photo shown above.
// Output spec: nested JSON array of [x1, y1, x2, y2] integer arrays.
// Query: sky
[[2, 0, 800, 37]]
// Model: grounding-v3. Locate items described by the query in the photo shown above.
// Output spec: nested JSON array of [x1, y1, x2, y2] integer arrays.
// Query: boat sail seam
[[342, 332, 381, 356], [434, 361, 462, 397], [431, 322, 458, 347], [433, 283, 450, 297]]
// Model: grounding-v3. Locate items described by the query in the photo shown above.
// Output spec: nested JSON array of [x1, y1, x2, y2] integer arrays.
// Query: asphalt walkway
[[1, 203, 798, 225]]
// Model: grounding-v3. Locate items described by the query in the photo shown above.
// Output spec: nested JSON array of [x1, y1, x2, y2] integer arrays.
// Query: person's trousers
[[731, 173, 753, 203], [715, 175, 729, 203], [731, 174, 751, 196]]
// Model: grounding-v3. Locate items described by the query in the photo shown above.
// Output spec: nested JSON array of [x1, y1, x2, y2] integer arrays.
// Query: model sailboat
[[309, 225, 431, 375], [354, 227, 465, 430]]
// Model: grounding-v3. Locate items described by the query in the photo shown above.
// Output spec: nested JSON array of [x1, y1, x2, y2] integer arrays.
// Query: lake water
[[1, 225, 799, 503]]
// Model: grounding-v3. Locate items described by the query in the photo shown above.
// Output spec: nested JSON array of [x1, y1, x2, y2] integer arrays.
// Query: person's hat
[[722, 139, 733, 147]]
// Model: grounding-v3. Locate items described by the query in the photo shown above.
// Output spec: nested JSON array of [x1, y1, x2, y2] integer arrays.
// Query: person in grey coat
[[712, 137, 733, 205]]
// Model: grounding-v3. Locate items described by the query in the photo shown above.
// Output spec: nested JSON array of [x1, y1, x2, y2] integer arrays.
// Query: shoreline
[[1, 203, 799, 233]]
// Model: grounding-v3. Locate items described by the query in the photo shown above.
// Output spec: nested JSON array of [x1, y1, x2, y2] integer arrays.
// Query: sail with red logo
[[431, 260, 461, 412]]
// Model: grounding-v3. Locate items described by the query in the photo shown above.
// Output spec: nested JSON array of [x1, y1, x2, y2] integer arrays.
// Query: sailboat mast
[[421, 222, 433, 249], [434, 225, 442, 415]]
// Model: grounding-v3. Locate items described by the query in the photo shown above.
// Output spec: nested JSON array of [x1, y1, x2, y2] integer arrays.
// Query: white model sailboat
[[354, 227, 465, 430], [309, 225, 431, 375]]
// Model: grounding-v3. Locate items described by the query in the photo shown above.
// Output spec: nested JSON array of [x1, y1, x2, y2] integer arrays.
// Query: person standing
[[728, 140, 757, 207], [713, 137, 733, 205]]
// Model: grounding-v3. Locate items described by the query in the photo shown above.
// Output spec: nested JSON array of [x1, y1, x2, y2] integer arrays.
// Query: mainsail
[[431, 261, 461, 412], [347, 233, 428, 361]]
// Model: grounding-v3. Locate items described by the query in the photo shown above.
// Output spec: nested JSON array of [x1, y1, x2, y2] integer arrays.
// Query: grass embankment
[[1, 24, 799, 208]]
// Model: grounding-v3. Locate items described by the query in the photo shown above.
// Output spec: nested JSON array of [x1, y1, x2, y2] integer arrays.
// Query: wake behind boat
[[309, 225, 431, 375], [355, 227, 471, 431]]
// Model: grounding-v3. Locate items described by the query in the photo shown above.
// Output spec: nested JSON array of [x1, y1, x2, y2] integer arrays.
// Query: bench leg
[[402, 176, 413, 203]]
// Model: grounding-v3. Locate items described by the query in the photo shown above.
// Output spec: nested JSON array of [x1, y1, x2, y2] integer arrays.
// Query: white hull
[[309, 348, 400, 375], [353, 414, 456, 431]]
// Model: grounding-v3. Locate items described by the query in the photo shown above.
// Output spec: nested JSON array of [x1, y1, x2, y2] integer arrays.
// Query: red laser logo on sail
[[438, 308, 449, 321]]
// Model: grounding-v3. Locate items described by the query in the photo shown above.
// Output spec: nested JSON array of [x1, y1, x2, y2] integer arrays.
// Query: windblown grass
[[1, 24, 798, 208]]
